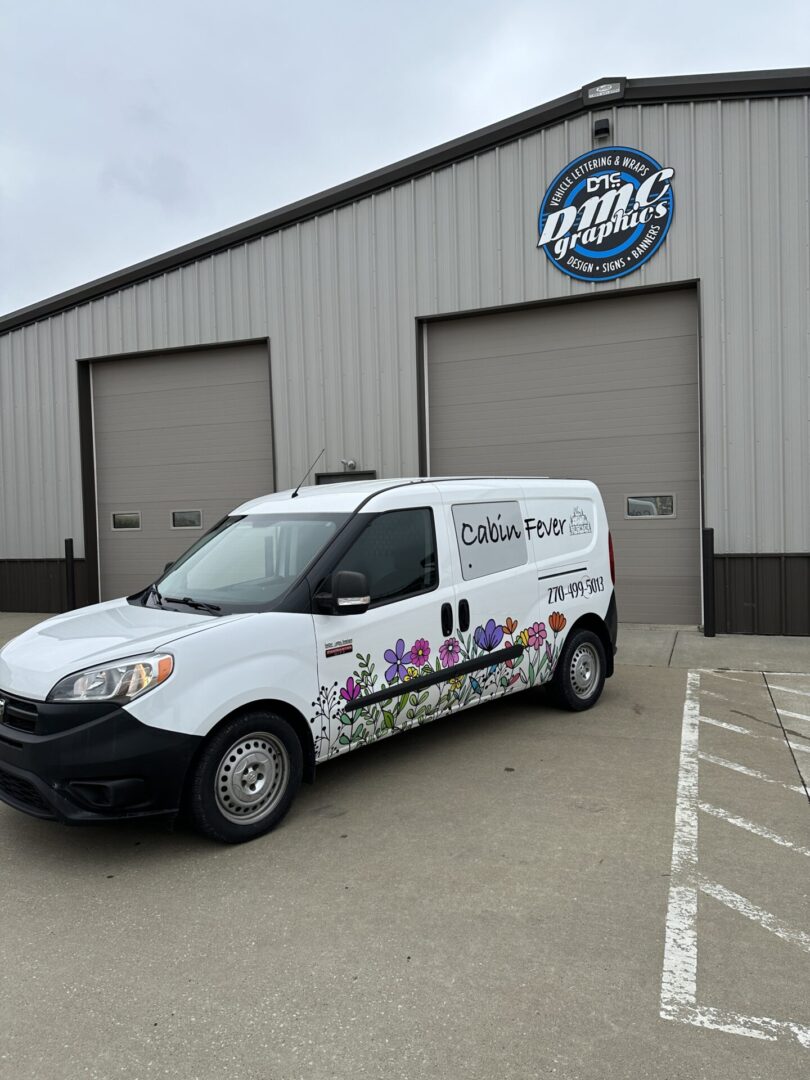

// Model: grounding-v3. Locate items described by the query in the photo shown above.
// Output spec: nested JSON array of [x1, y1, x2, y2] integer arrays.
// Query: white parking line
[[700, 714, 810, 754], [699, 801, 810, 857], [776, 708, 810, 725], [660, 670, 810, 1048], [698, 752, 807, 796], [766, 683, 810, 699], [700, 880, 810, 953]]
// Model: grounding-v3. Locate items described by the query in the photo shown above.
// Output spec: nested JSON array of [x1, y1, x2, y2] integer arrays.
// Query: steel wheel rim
[[569, 642, 600, 700], [215, 732, 289, 825]]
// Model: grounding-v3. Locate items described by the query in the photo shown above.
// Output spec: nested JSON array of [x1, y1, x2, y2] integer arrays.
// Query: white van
[[0, 478, 617, 843]]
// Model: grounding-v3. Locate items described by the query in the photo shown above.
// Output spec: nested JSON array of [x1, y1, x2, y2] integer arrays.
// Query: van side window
[[335, 508, 438, 606]]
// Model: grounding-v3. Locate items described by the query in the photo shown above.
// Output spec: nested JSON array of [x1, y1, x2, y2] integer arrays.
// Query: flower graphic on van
[[340, 677, 361, 703], [474, 619, 504, 652], [439, 637, 461, 668], [409, 639, 431, 666], [549, 612, 567, 634], [384, 639, 409, 682], [502, 617, 518, 637], [404, 666, 420, 682], [527, 622, 547, 650]]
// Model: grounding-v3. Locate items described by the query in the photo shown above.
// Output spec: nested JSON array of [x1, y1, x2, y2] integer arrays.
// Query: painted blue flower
[[474, 619, 504, 652], [384, 638, 409, 682]]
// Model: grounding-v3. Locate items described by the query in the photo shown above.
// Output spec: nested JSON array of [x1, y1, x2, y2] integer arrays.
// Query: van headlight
[[47, 654, 174, 703]]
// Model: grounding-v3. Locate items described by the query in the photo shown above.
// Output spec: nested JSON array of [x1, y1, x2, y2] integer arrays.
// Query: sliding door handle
[[458, 599, 470, 633], [441, 602, 453, 637]]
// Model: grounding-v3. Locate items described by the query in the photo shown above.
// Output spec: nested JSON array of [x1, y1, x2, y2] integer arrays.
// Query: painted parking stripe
[[700, 714, 810, 754], [660, 670, 701, 1013], [699, 801, 810, 857], [776, 708, 810, 725], [700, 880, 810, 953], [698, 752, 807, 795], [661, 671, 810, 1048], [767, 684, 810, 699]]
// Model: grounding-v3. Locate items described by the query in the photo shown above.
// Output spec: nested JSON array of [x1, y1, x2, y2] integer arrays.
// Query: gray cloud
[[1, 0, 808, 314]]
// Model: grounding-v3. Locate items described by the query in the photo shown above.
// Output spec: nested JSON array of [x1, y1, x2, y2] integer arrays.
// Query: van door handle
[[441, 602, 453, 637], [458, 599, 470, 633]]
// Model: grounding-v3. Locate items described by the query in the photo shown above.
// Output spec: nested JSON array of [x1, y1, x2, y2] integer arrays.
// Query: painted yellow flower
[[404, 666, 420, 681], [517, 628, 531, 648], [449, 675, 465, 692]]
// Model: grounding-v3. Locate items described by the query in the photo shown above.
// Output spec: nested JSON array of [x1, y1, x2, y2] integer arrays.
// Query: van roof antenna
[[291, 447, 326, 498]]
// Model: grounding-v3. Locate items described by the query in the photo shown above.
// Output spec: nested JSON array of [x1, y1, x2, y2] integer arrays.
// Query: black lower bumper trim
[[0, 700, 201, 824]]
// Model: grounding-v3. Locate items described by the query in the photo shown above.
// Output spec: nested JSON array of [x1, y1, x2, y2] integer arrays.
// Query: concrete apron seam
[[762, 672, 810, 808]]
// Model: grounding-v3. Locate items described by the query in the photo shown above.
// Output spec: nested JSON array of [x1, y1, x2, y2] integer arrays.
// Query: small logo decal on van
[[325, 640, 353, 658], [569, 507, 592, 535]]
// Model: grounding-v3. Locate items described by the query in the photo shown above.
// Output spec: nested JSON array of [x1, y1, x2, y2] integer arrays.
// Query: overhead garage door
[[93, 344, 274, 600], [426, 289, 700, 624]]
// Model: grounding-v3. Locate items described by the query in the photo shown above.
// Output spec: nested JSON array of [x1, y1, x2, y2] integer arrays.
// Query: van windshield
[[150, 513, 348, 614]]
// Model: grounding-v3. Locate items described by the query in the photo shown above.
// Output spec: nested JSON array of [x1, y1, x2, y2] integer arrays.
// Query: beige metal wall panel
[[1, 94, 808, 565]]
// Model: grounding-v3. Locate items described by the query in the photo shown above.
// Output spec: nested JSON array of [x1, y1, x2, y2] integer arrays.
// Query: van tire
[[550, 629, 606, 712], [187, 710, 303, 843]]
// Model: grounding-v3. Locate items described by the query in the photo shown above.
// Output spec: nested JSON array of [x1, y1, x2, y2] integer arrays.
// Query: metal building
[[0, 68, 808, 633]]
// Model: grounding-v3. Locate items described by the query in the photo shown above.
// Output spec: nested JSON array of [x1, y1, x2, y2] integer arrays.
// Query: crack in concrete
[[763, 673, 810, 808]]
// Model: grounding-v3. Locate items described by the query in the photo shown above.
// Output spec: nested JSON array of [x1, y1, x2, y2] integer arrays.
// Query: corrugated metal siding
[[1, 96, 808, 561]]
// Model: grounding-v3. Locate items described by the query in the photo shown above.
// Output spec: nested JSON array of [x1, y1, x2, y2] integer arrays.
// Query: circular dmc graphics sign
[[537, 146, 675, 282]]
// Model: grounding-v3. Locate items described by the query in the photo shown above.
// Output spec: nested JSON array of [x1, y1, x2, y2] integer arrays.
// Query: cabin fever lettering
[[457, 514, 568, 546]]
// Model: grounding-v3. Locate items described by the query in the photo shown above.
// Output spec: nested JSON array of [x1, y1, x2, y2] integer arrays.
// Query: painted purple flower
[[384, 638, 409, 682], [474, 618, 504, 652], [409, 638, 431, 666], [439, 637, 461, 668], [527, 621, 548, 651], [546, 640, 553, 664], [340, 676, 361, 703]]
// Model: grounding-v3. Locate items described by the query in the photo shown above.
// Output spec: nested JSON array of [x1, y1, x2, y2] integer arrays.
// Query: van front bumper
[[0, 690, 201, 823]]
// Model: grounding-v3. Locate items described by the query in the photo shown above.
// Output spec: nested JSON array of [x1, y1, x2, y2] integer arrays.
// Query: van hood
[[0, 599, 251, 701]]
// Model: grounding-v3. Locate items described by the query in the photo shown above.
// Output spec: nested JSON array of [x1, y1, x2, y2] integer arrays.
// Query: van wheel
[[550, 629, 606, 712], [187, 711, 302, 843]]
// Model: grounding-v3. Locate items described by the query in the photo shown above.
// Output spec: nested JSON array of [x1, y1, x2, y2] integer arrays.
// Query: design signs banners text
[[537, 146, 675, 282]]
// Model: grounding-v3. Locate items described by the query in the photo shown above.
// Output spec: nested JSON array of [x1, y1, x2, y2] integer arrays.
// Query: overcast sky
[[1, 0, 807, 315]]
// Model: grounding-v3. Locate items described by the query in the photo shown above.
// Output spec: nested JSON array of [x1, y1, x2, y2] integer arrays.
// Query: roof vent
[[582, 78, 626, 105]]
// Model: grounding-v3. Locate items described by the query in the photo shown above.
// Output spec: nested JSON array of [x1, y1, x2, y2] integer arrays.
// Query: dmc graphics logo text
[[537, 146, 675, 282]]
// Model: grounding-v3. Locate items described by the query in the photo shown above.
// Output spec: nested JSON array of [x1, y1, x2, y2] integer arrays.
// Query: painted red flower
[[549, 611, 566, 634]]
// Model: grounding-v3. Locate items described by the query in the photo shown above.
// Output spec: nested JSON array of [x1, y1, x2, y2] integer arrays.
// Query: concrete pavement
[[1, 652, 809, 1078]]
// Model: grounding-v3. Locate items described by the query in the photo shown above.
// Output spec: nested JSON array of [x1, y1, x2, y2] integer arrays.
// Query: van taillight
[[608, 531, 616, 585]]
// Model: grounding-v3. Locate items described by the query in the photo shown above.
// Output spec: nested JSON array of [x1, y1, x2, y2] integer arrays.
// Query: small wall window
[[626, 495, 676, 518], [111, 512, 141, 531], [171, 510, 203, 530]]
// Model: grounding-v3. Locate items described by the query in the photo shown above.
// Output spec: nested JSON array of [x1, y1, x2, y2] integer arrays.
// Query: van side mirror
[[319, 570, 370, 615]]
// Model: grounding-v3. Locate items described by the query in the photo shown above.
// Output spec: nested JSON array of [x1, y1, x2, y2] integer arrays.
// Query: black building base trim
[[0, 560, 91, 613], [714, 553, 810, 636]]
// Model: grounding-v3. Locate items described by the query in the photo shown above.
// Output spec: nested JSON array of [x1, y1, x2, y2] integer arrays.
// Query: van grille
[[0, 766, 54, 817], [0, 692, 38, 734]]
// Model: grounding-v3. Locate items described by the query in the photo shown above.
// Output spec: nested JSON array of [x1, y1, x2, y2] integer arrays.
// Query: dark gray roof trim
[[2, 66, 808, 334]]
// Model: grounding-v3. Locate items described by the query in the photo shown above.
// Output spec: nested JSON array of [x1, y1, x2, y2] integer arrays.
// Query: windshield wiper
[[163, 596, 222, 613]]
